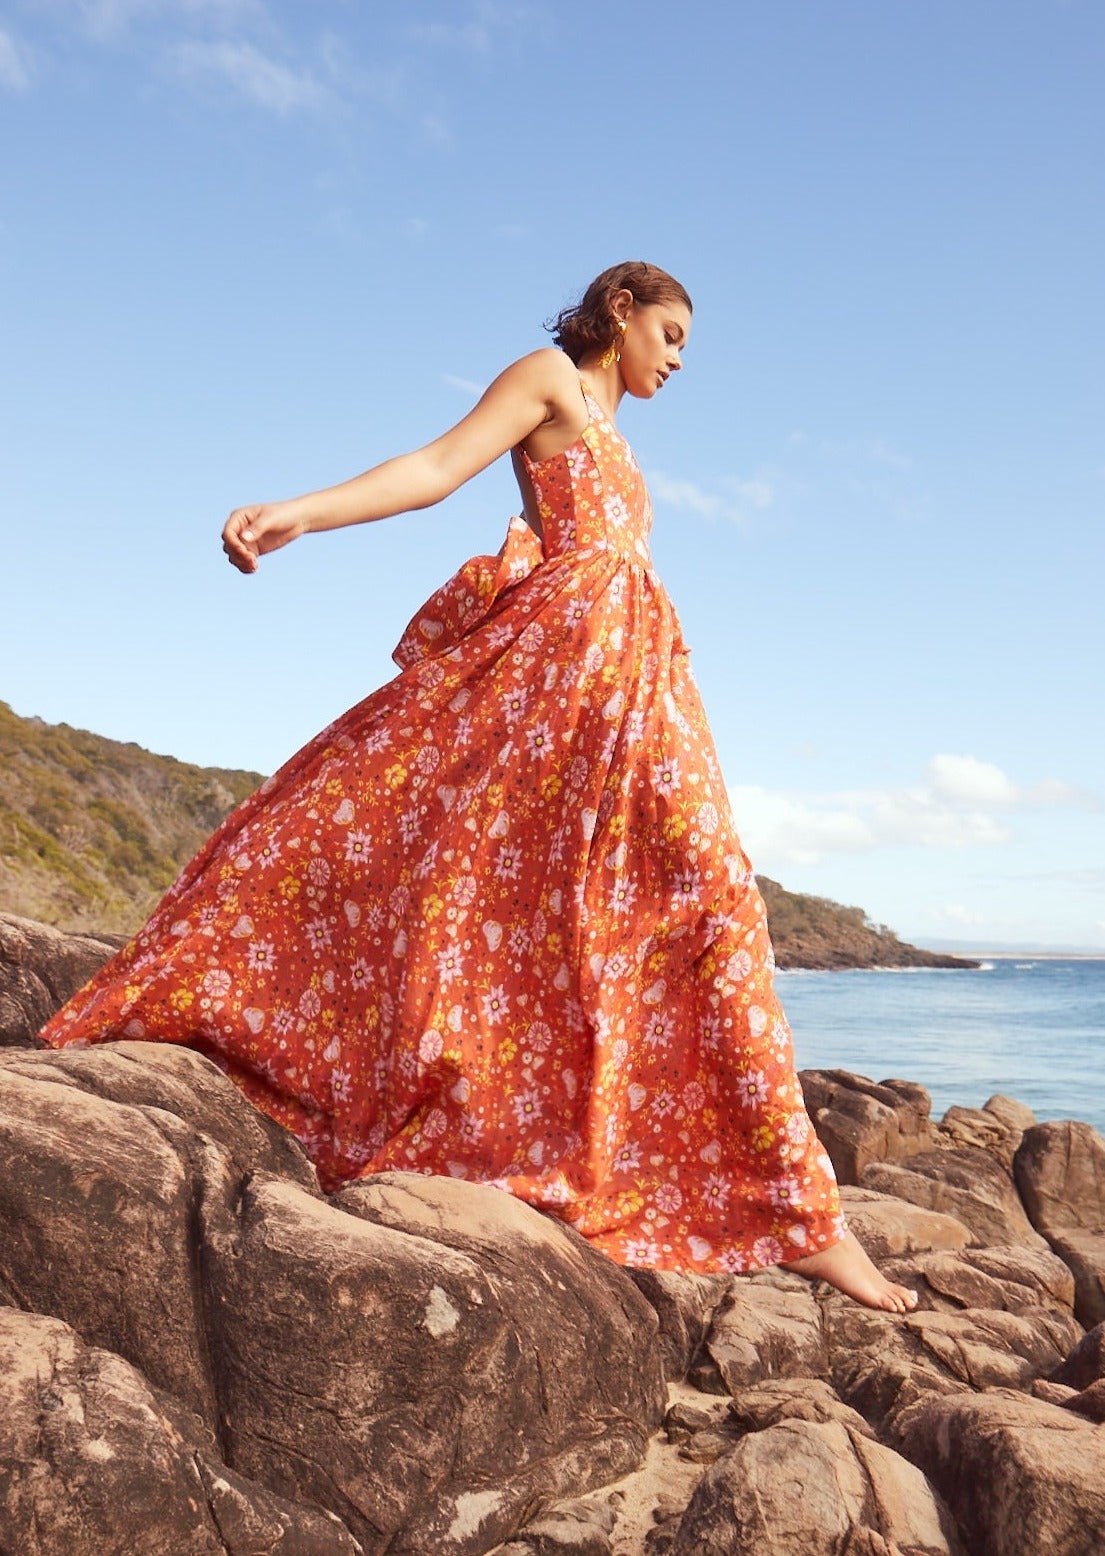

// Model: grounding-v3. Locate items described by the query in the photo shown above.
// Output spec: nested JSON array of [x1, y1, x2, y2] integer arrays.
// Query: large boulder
[[0, 910, 125, 1049], [861, 1145, 1050, 1251], [892, 1386, 1105, 1556], [0, 1306, 359, 1555], [1013, 1120, 1105, 1326], [0, 1044, 666, 1555], [797, 1069, 941, 1183]]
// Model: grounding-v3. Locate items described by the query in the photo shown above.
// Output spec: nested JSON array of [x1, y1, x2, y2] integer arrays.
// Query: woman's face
[[622, 295, 692, 398]]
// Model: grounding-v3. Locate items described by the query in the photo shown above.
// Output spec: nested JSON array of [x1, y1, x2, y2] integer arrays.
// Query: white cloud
[[648, 469, 775, 530], [0, 27, 35, 90], [401, 0, 542, 54], [928, 752, 1100, 811], [726, 753, 1100, 868], [938, 903, 987, 926], [169, 37, 329, 113], [35, 0, 267, 43]]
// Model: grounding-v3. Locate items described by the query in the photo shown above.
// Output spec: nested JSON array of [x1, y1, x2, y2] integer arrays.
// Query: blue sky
[[2, 0, 1102, 952]]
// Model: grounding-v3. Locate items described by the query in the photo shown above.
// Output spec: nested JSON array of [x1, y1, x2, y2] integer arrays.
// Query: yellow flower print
[[751, 1123, 776, 1153], [663, 815, 687, 842], [169, 988, 194, 1012], [277, 875, 301, 900], [498, 1036, 517, 1063], [384, 762, 408, 789]]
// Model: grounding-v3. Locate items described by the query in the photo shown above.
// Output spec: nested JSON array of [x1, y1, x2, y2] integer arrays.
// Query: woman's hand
[[222, 500, 308, 574]]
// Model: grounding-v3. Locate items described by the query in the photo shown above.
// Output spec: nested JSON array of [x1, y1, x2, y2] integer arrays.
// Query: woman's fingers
[[222, 508, 261, 572]]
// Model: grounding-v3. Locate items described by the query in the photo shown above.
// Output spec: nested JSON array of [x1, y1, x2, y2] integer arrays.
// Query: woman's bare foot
[[778, 1227, 920, 1313]]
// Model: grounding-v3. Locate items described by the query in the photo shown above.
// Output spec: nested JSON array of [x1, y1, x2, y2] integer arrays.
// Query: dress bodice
[[391, 365, 667, 670], [519, 368, 654, 568]]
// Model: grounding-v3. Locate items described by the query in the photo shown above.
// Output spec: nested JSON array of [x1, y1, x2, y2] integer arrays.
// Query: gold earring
[[599, 317, 628, 369]]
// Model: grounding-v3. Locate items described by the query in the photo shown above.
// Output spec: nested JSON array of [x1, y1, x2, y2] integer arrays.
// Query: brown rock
[[797, 1068, 941, 1184], [877, 1242, 1076, 1318], [1048, 1319, 1105, 1389], [838, 1184, 973, 1260], [686, 1271, 827, 1396], [724, 1375, 877, 1438], [666, 1417, 964, 1554], [825, 1295, 1082, 1439], [0, 1045, 667, 1555], [936, 1101, 1027, 1169], [626, 1269, 731, 1384], [1044, 1227, 1105, 1328], [0, 910, 126, 1049], [861, 1145, 1050, 1250], [1013, 1119, 1105, 1236], [0, 1305, 360, 1554], [892, 1386, 1105, 1556]]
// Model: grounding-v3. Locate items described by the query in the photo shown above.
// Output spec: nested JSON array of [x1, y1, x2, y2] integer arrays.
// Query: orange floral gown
[[37, 364, 849, 1275]]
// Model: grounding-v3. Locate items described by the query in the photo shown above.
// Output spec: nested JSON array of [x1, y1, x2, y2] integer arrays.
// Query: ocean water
[[776, 957, 1105, 1139]]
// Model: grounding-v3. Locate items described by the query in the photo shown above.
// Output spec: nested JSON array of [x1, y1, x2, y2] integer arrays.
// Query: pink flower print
[[246, 940, 276, 975], [458, 1111, 486, 1144], [398, 807, 423, 847], [507, 922, 533, 955], [655, 1183, 684, 1214], [785, 1113, 811, 1145], [652, 754, 682, 795], [769, 1174, 804, 1212], [298, 988, 321, 1019], [526, 1019, 553, 1053], [683, 1080, 706, 1110], [650, 1087, 677, 1119], [481, 984, 510, 1024], [613, 1138, 650, 1170], [717, 1246, 752, 1274], [604, 492, 630, 530], [737, 1068, 770, 1108], [701, 1173, 732, 1211], [726, 949, 753, 982], [331, 1068, 354, 1105], [422, 1107, 447, 1138], [501, 687, 530, 726], [434, 943, 464, 985], [306, 856, 330, 885], [454, 874, 478, 907], [670, 868, 702, 909], [564, 598, 591, 631], [362, 727, 393, 755], [272, 1006, 295, 1036], [643, 1011, 675, 1050], [608, 875, 638, 917], [305, 917, 334, 954], [202, 968, 232, 998], [344, 831, 372, 865], [752, 1235, 786, 1267], [524, 721, 554, 759], [624, 1239, 661, 1266], [512, 1088, 542, 1127], [419, 1029, 444, 1064], [494, 846, 523, 882]]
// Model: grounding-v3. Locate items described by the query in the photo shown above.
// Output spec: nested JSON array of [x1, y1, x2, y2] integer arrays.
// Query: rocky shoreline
[[2, 910, 1104, 1554]]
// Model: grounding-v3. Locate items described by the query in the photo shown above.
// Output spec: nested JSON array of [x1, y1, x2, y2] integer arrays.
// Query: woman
[[37, 260, 917, 1314]]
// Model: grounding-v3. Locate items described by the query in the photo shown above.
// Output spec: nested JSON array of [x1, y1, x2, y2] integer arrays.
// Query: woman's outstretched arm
[[221, 348, 565, 574]]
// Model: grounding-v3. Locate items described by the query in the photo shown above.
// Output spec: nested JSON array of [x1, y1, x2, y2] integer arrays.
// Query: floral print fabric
[[37, 364, 848, 1274]]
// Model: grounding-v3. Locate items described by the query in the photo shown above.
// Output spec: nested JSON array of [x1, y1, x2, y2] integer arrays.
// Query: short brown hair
[[545, 261, 693, 364]]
